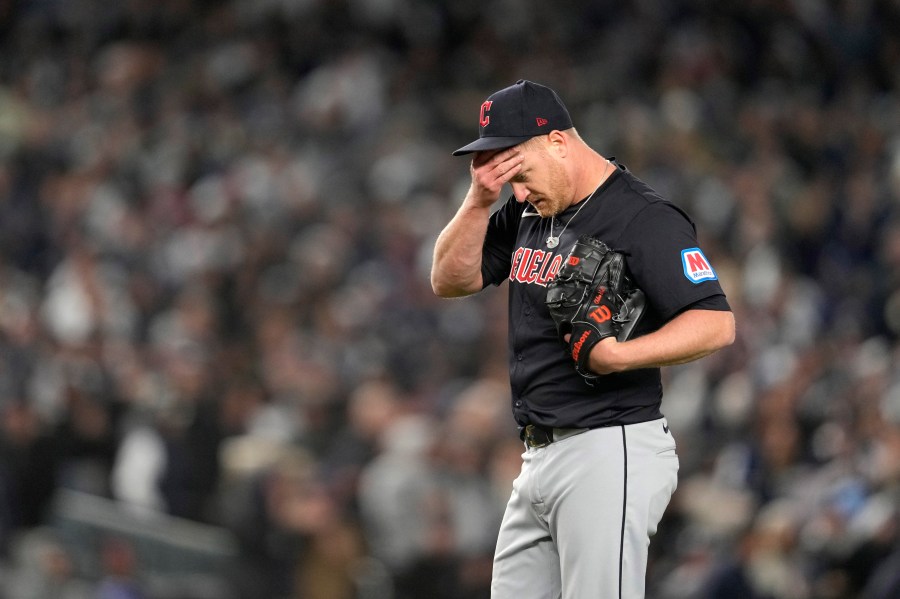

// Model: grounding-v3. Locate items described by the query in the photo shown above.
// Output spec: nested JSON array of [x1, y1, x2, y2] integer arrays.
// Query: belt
[[522, 424, 590, 448]]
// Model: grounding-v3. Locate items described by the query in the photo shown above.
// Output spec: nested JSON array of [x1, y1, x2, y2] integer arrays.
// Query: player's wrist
[[588, 337, 624, 375], [462, 190, 498, 211]]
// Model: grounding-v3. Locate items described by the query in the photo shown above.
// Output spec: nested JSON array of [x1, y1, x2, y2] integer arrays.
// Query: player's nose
[[511, 182, 529, 202]]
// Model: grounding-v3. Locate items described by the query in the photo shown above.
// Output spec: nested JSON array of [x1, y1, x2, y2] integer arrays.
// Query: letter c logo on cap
[[480, 101, 493, 127]]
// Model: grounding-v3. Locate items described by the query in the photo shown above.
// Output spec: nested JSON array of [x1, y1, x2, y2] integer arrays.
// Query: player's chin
[[528, 198, 551, 217]]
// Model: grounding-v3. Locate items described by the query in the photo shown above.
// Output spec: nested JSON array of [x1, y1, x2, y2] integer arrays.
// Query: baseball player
[[431, 80, 735, 599]]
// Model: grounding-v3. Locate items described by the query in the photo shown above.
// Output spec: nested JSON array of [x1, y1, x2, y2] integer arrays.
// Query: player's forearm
[[431, 200, 491, 297], [589, 309, 735, 373]]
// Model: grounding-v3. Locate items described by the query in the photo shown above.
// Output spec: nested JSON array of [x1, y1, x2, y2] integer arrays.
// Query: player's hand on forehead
[[472, 145, 519, 165], [467, 147, 522, 207], [471, 146, 523, 187]]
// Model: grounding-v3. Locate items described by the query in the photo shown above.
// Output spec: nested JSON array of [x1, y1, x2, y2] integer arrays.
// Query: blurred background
[[0, 0, 899, 597]]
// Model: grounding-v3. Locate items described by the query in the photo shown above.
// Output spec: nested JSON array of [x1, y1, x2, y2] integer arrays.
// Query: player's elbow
[[431, 277, 456, 298], [430, 273, 476, 298], [711, 310, 736, 350], [430, 258, 484, 297]]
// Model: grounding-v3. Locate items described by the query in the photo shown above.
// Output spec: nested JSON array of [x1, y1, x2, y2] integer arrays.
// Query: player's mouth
[[528, 196, 548, 214]]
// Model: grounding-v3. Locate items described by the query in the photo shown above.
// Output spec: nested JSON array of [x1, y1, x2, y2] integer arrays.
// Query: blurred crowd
[[0, 0, 899, 597]]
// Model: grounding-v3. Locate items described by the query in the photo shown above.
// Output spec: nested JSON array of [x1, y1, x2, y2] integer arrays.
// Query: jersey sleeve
[[480, 196, 521, 287], [623, 202, 728, 321]]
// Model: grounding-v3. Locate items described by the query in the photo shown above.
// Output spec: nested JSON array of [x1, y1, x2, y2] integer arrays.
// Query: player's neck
[[569, 147, 606, 197], [571, 153, 612, 202]]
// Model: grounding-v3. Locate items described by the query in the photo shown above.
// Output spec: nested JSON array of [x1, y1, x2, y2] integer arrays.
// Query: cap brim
[[451, 135, 534, 156]]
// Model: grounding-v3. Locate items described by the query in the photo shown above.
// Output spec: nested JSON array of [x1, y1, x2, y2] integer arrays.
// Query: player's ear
[[548, 130, 568, 158]]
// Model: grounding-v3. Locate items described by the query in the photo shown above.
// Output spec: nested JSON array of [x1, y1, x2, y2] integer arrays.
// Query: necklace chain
[[546, 160, 611, 248]]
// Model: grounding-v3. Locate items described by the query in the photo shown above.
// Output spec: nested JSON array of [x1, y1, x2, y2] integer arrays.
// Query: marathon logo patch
[[681, 248, 717, 284]]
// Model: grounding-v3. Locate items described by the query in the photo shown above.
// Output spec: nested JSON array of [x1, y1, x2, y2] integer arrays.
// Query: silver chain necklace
[[546, 160, 611, 249]]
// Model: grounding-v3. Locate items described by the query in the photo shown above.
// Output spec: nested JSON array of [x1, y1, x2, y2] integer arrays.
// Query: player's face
[[509, 143, 574, 218]]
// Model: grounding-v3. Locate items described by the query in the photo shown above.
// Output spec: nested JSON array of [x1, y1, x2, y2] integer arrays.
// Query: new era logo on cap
[[453, 80, 574, 156]]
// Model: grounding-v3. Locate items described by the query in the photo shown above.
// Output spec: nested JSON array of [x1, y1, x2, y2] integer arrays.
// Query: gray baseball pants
[[491, 418, 679, 599]]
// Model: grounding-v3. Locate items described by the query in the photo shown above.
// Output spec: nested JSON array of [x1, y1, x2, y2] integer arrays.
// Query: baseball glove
[[546, 235, 646, 380]]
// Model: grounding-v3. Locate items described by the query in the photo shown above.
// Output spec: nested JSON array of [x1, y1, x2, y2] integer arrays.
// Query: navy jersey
[[481, 160, 730, 429]]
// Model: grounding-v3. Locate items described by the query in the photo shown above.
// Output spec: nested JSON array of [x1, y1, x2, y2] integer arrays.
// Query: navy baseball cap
[[452, 80, 574, 156]]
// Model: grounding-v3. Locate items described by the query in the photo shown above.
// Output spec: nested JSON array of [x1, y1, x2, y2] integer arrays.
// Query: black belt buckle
[[524, 424, 552, 448]]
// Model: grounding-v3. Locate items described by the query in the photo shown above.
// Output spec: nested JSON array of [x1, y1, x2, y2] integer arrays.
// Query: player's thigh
[[548, 423, 678, 598], [491, 451, 562, 599], [492, 526, 561, 599], [625, 418, 679, 537], [548, 429, 627, 597]]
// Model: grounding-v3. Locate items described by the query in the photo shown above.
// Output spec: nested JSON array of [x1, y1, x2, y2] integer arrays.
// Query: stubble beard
[[528, 159, 572, 219]]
